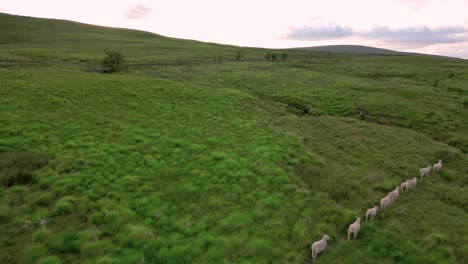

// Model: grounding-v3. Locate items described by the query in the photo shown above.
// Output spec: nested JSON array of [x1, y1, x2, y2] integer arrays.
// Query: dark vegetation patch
[[0, 152, 49, 187], [295, 162, 321, 180], [270, 96, 311, 116], [432, 149, 459, 163], [356, 106, 370, 120]]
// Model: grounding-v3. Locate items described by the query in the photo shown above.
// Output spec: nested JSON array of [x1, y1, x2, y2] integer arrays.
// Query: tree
[[234, 49, 243, 61], [265, 52, 271, 60], [271, 53, 278, 61], [101, 51, 125, 73], [281, 52, 288, 61]]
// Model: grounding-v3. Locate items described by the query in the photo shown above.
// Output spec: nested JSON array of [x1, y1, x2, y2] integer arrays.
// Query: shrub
[[234, 49, 243, 62], [0, 152, 49, 187], [271, 53, 278, 61], [264, 52, 271, 60], [281, 53, 288, 61], [101, 51, 125, 73]]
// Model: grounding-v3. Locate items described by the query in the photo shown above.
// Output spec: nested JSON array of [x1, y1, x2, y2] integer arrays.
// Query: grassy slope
[[294, 45, 411, 55], [0, 13, 316, 64], [1, 13, 468, 264]]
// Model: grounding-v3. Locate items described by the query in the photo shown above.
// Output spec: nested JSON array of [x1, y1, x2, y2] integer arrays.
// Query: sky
[[1, 0, 468, 58]]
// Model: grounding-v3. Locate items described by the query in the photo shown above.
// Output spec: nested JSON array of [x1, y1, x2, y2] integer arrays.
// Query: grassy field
[[1, 13, 467, 264]]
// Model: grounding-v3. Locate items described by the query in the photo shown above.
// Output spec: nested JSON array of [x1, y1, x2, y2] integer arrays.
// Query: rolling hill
[[1, 12, 468, 264], [294, 44, 420, 55], [0, 12, 316, 64]]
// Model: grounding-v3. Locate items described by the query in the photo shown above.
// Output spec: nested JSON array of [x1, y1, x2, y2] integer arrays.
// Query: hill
[[1, 13, 468, 264], [0, 13, 315, 64], [294, 44, 417, 55]]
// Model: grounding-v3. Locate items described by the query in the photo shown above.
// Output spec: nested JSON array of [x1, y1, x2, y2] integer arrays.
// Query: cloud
[[285, 23, 468, 47], [286, 24, 354, 40], [125, 4, 152, 20], [394, 0, 427, 11], [362, 26, 468, 46], [429, 42, 468, 59]]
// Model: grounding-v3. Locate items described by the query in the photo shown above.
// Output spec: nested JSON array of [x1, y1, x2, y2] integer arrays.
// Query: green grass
[[0, 12, 467, 264], [0, 13, 319, 64]]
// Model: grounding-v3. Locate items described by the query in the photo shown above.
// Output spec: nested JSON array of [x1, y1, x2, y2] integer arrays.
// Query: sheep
[[388, 186, 400, 204], [400, 180, 410, 193], [385, 192, 394, 207], [347, 217, 361, 240], [380, 195, 392, 211], [433, 160, 443, 174], [409, 177, 417, 189], [311, 234, 330, 263], [366, 205, 378, 222], [420, 165, 431, 178]]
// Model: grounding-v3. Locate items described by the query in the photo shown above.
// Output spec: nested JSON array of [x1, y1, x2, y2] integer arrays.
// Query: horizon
[[1, 0, 468, 59]]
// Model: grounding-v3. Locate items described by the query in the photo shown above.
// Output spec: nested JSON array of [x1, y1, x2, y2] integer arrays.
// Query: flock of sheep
[[310, 160, 443, 263]]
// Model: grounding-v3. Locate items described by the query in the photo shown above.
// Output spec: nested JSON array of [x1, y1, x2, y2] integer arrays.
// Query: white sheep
[[400, 180, 410, 193], [433, 160, 443, 174], [387, 192, 395, 206], [347, 217, 361, 240], [388, 186, 400, 203], [366, 205, 378, 222], [409, 177, 417, 188], [419, 165, 431, 178], [380, 195, 392, 211], [311, 234, 330, 263]]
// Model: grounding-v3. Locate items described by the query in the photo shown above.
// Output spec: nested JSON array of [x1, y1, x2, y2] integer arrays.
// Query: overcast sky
[[2, 0, 468, 58]]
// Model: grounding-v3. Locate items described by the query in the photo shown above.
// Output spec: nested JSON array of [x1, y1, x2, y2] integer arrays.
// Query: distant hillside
[[0, 12, 317, 63], [294, 45, 417, 55]]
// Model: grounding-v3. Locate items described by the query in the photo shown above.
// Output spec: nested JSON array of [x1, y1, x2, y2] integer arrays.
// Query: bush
[[234, 49, 243, 62], [281, 53, 288, 61], [0, 152, 49, 187], [101, 51, 125, 73], [271, 53, 278, 61]]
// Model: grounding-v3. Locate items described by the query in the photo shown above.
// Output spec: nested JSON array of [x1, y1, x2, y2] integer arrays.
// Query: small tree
[[234, 49, 243, 62], [102, 51, 125, 73], [271, 53, 278, 61], [281, 52, 288, 61], [265, 52, 271, 60]]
